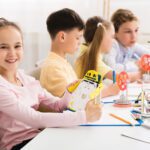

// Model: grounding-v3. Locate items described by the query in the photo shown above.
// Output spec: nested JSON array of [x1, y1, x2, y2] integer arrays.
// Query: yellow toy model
[[68, 70, 103, 111]]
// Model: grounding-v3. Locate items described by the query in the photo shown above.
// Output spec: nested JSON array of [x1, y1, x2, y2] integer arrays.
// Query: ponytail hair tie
[[97, 22, 103, 27]]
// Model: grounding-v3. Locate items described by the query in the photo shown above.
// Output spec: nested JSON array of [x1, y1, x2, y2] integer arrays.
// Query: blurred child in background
[[103, 9, 150, 72], [75, 17, 120, 97]]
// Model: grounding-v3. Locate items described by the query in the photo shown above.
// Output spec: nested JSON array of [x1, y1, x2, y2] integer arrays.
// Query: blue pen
[[131, 109, 141, 114], [112, 70, 116, 84]]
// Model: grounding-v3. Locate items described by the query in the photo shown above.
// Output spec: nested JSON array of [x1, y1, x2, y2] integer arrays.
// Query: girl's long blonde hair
[[75, 20, 112, 79]]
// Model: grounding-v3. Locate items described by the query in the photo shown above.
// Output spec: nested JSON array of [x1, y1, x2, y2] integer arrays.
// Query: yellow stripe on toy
[[90, 82, 103, 104], [67, 80, 81, 93]]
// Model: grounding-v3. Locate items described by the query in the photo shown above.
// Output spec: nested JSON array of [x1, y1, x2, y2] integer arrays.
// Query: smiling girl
[[0, 18, 101, 150]]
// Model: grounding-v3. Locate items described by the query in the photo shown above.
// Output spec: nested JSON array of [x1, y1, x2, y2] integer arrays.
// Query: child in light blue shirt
[[104, 9, 150, 72]]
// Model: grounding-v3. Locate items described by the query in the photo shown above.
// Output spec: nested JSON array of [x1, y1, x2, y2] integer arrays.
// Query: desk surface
[[22, 126, 150, 150], [22, 83, 150, 150]]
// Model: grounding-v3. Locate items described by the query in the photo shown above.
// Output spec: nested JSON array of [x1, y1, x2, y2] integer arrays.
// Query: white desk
[[22, 83, 150, 150], [22, 126, 150, 150]]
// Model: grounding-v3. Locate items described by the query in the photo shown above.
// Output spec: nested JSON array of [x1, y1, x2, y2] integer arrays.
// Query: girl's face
[[0, 26, 23, 73], [115, 21, 139, 47], [100, 25, 115, 53]]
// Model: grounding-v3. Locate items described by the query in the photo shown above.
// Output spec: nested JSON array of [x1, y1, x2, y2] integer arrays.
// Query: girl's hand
[[85, 100, 102, 122], [108, 84, 120, 96], [101, 84, 120, 98]]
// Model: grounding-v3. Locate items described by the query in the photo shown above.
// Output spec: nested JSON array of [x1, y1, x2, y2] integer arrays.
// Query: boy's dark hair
[[0, 18, 22, 33], [84, 16, 104, 44], [46, 8, 84, 39], [111, 9, 138, 32]]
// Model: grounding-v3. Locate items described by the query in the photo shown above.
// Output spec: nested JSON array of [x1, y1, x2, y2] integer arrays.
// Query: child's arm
[[104, 70, 114, 80], [101, 84, 120, 98], [38, 80, 81, 112], [38, 88, 72, 112], [40, 86, 102, 123], [128, 72, 142, 82], [134, 43, 150, 56], [105, 70, 142, 83], [0, 88, 86, 128], [103, 47, 124, 72]]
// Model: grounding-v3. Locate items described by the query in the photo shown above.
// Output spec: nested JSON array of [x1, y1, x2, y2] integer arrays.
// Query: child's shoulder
[[18, 69, 37, 84], [112, 39, 120, 49], [42, 52, 68, 70], [80, 43, 88, 54]]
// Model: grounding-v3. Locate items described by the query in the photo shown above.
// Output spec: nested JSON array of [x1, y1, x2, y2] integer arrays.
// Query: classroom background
[[0, 0, 150, 71]]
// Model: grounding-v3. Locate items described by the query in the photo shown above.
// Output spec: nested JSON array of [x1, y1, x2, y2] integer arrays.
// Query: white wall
[[108, 0, 150, 45], [0, 0, 104, 71], [0, 0, 150, 71]]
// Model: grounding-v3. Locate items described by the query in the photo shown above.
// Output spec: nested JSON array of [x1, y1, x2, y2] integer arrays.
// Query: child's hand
[[128, 72, 142, 82], [135, 59, 140, 67], [102, 84, 120, 98], [108, 84, 120, 96], [136, 58, 147, 74], [85, 100, 102, 122], [101, 84, 120, 98]]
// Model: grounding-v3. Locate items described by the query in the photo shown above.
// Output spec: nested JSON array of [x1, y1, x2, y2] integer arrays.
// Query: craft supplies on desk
[[82, 103, 142, 126]]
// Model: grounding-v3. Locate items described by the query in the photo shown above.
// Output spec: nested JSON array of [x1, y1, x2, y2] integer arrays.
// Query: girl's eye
[[15, 45, 22, 49], [0, 46, 7, 49]]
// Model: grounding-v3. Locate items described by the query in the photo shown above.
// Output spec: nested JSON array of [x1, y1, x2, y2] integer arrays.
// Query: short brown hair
[[111, 9, 138, 32]]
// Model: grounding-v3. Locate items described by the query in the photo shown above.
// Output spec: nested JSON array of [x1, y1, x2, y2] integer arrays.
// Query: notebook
[[121, 129, 150, 144]]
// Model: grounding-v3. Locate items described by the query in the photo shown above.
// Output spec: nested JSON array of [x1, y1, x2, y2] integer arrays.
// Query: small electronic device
[[68, 70, 103, 111]]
